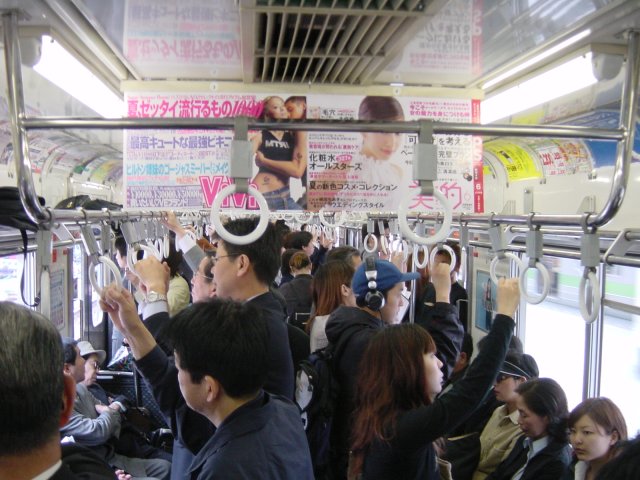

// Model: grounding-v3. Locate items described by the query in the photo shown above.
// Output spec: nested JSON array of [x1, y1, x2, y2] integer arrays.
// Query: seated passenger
[[278, 251, 313, 329], [472, 352, 539, 480], [60, 338, 171, 480], [567, 397, 628, 479], [0, 301, 117, 480], [594, 435, 640, 480], [486, 378, 571, 480], [100, 289, 314, 479], [78, 341, 172, 463], [349, 278, 520, 480]]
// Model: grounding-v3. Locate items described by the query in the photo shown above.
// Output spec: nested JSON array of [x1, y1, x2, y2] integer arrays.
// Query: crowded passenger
[[0, 301, 118, 480], [486, 377, 571, 480], [101, 290, 313, 479], [567, 397, 628, 479], [278, 250, 314, 329], [471, 352, 540, 480], [114, 216, 294, 478], [307, 259, 357, 352], [323, 258, 422, 478], [348, 278, 519, 480], [326, 245, 362, 269], [60, 338, 171, 480]]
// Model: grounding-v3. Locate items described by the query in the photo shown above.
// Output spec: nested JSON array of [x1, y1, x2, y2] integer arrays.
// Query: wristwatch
[[145, 290, 168, 303]]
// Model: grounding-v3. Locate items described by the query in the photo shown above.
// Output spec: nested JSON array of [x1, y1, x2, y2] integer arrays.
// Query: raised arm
[[396, 278, 519, 449], [423, 262, 464, 381]]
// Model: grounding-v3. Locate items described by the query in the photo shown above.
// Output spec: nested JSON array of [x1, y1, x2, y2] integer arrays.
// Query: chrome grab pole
[[2, 12, 50, 224]]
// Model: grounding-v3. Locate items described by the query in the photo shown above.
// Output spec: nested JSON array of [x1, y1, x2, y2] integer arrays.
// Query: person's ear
[[610, 429, 620, 445], [60, 373, 76, 427], [340, 284, 351, 297], [63, 363, 72, 375], [458, 352, 468, 366], [204, 375, 221, 403], [236, 254, 250, 277]]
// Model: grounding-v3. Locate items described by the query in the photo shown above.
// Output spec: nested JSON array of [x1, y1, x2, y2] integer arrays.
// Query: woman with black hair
[[486, 378, 571, 480]]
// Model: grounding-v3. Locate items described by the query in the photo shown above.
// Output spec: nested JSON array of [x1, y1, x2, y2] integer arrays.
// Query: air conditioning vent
[[241, 0, 441, 84]]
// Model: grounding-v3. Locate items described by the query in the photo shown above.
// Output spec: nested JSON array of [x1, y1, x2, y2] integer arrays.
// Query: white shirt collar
[[31, 460, 62, 480], [524, 435, 550, 458], [574, 460, 589, 480]]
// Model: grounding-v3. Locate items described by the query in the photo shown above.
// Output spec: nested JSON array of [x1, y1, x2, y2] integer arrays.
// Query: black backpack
[[295, 345, 340, 478], [0, 187, 45, 307]]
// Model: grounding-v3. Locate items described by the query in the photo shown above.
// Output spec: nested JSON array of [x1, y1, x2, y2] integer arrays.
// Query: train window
[[0, 254, 26, 305], [520, 256, 585, 410], [72, 244, 104, 337], [601, 265, 640, 436]]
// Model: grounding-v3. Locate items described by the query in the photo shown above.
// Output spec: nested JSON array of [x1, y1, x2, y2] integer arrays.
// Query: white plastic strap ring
[[395, 239, 409, 263], [518, 261, 551, 305], [429, 244, 456, 273], [413, 244, 429, 269], [295, 212, 314, 225], [318, 208, 345, 228], [489, 252, 524, 285], [210, 184, 270, 246], [579, 269, 601, 324], [163, 234, 170, 258], [126, 243, 162, 272], [154, 238, 163, 257], [89, 256, 122, 296], [398, 189, 453, 246], [380, 235, 389, 256], [363, 233, 378, 253]]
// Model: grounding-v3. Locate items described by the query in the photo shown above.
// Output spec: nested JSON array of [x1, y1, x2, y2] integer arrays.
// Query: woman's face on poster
[[264, 97, 289, 120], [361, 131, 403, 160]]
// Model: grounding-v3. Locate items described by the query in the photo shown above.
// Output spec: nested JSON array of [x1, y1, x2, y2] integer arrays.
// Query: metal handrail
[[21, 116, 625, 140], [2, 8, 639, 232]]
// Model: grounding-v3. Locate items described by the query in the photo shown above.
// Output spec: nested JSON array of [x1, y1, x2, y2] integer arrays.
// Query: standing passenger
[[101, 292, 313, 479], [349, 278, 520, 480]]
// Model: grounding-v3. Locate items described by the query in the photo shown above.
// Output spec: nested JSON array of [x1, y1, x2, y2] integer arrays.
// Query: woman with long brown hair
[[349, 279, 520, 480], [307, 260, 356, 352]]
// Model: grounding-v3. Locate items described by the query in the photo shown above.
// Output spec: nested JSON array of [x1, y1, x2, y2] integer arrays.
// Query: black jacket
[[51, 443, 117, 479], [140, 291, 294, 480], [279, 273, 313, 326], [486, 435, 571, 480], [362, 314, 515, 480]]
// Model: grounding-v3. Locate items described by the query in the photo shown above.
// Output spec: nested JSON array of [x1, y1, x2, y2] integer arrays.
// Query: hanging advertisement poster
[[124, 92, 482, 212], [380, 0, 482, 86], [305, 95, 482, 213], [123, 0, 242, 79]]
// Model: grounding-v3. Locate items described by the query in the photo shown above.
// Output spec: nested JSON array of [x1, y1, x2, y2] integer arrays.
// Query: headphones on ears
[[362, 255, 385, 311]]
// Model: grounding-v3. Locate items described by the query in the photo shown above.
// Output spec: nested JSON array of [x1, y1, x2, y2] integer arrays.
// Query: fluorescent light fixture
[[481, 52, 597, 124], [482, 29, 591, 90], [390, 82, 405, 87], [34, 36, 123, 118]]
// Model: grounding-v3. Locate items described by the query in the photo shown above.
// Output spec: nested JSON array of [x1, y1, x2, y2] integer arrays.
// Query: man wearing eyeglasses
[[121, 216, 294, 480]]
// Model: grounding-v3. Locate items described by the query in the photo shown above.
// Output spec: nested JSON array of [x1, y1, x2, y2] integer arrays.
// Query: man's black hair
[[283, 231, 313, 250], [326, 245, 360, 264], [62, 337, 78, 365], [164, 299, 269, 398], [220, 217, 281, 286]]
